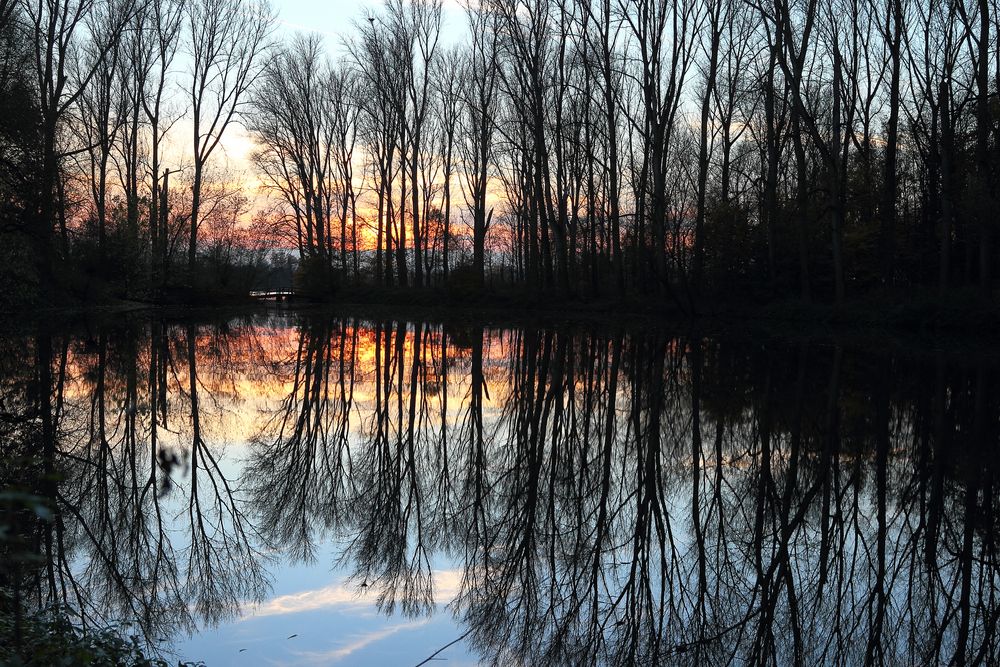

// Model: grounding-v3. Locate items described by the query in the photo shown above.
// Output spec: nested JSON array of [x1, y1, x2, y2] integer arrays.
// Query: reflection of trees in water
[[246, 319, 358, 560], [2, 315, 999, 665], [0, 316, 274, 647], [251, 319, 1000, 665]]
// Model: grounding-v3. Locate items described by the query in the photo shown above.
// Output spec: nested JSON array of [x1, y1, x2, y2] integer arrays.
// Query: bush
[[445, 262, 483, 298], [293, 255, 340, 300], [0, 603, 203, 667], [0, 234, 40, 311]]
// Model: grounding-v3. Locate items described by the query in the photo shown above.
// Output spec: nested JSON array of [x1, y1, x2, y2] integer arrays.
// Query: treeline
[[2, 0, 1000, 309]]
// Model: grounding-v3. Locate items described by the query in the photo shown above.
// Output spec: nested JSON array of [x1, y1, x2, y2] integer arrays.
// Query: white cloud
[[292, 619, 431, 664], [243, 569, 463, 619]]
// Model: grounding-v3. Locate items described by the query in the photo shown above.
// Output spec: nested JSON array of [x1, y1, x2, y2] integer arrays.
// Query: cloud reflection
[[291, 619, 431, 664], [246, 569, 462, 619]]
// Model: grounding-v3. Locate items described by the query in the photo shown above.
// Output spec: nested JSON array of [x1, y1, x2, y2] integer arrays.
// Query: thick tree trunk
[[188, 165, 202, 280], [975, 0, 993, 294]]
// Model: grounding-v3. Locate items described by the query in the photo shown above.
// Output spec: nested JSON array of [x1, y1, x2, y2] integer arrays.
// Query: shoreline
[[9, 287, 1000, 318], [6, 287, 1000, 360]]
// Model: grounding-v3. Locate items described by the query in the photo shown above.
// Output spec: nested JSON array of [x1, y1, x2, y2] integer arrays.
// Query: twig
[[414, 629, 472, 667]]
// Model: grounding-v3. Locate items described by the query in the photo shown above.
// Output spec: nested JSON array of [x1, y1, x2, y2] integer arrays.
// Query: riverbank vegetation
[[0, 491, 202, 666]]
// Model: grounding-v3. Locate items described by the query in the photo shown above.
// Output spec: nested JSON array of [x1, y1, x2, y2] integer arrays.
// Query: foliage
[[0, 491, 204, 667], [0, 235, 41, 311], [293, 255, 341, 300], [0, 603, 203, 667]]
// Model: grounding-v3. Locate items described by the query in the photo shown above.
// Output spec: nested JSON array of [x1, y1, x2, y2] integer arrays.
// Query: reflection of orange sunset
[[51, 320, 519, 464]]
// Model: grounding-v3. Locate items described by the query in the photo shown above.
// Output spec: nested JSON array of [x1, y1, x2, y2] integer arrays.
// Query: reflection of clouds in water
[[245, 584, 366, 618], [246, 569, 463, 619], [291, 619, 430, 664]]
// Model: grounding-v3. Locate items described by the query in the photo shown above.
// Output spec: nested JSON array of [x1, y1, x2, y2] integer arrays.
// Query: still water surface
[[3, 309, 999, 665]]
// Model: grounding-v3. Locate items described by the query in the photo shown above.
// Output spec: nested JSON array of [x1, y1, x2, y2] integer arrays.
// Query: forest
[[1, 0, 999, 312]]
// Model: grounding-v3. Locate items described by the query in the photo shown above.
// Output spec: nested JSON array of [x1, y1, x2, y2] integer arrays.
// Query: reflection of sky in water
[[179, 554, 474, 665], [12, 314, 1000, 665], [146, 326, 478, 665], [160, 464, 470, 665]]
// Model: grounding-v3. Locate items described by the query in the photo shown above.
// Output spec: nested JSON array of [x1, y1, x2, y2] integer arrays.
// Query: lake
[[2, 308, 998, 665]]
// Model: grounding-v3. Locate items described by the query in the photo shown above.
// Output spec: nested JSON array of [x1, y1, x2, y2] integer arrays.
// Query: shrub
[[446, 262, 483, 298], [0, 603, 203, 667], [0, 234, 40, 311], [293, 255, 340, 300]]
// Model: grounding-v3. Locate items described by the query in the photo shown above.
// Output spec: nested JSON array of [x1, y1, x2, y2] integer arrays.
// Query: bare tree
[[330, 63, 361, 281], [136, 0, 185, 290], [21, 0, 135, 286], [185, 0, 272, 278], [74, 5, 126, 261], [436, 48, 462, 282], [393, 0, 443, 288], [247, 33, 335, 267], [461, 0, 500, 288]]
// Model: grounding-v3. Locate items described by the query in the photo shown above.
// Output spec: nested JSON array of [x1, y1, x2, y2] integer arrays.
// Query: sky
[[271, 0, 468, 48], [273, 0, 380, 40]]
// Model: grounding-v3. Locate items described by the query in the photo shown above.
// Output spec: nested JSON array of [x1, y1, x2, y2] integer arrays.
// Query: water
[[2, 309, 998, 665]]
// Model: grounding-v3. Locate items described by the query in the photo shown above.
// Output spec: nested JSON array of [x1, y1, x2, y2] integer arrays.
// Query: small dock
[[249, 290, 297, 302]]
